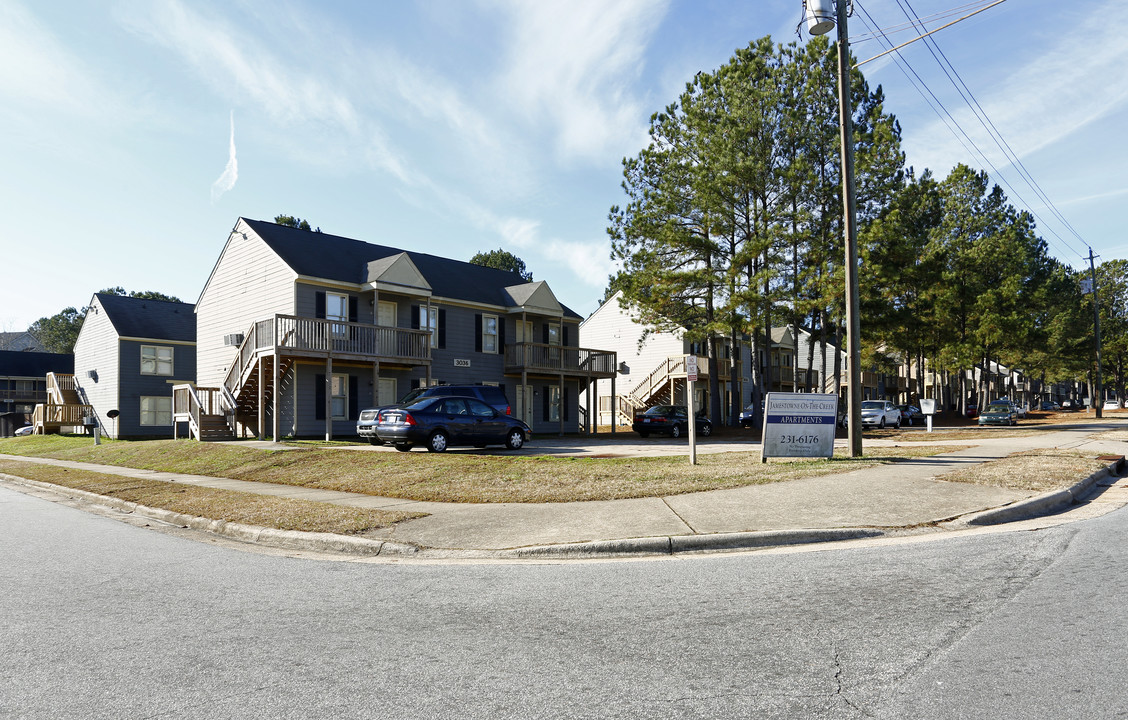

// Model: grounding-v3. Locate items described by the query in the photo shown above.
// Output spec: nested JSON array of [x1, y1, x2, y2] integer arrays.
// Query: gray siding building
[[73, 294, 196, 439], [192, 218, 616, 440]]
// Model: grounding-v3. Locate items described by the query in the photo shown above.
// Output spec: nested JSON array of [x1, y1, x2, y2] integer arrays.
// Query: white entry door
[[378, 378, 397, 406], [514, 384, 534, 426]]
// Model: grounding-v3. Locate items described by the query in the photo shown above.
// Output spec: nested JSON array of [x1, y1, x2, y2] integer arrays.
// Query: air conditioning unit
[[223, 333, 245, 347]]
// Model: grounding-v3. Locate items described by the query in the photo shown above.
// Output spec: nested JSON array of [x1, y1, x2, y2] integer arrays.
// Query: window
[[547, 322, 561, 346], [140, 396, 172, 426], [327, 293, 349, 338], [14, 380, 35, 394], [331, 373, 348, 419], [482, 314, 498, 353], [141, 346, 174, 376], [549, 386, 561, 422], [424, 307, 439, 348]]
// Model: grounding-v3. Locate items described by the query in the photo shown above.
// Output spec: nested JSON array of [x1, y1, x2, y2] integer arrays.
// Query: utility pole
[[1089, 248, 1104, 418], [805, 0, 862, 457]]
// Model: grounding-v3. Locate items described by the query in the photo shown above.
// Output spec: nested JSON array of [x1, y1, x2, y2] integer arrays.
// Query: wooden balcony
[[225, 315, 432, 397], [504, 343, 617, 379]]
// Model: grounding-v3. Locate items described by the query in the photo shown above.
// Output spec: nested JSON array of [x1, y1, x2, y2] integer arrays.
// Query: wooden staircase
[[33, 373, 94, 435]]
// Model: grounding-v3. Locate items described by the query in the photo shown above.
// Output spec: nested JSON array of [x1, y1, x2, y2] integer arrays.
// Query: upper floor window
[[482, 315, 498, 353], [424, 307, 439, 348], [327, 292, 349, 338], [141, 346, 174, 376], [547, 322, 561, 346]]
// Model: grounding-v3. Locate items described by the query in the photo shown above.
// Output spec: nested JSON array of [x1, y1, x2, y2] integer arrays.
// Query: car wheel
[[878, 417, 885, 429], [895, 418, 901, 429], [700, 423, 712, 437], [427, 431, 449, 453], [394, 443, 412, 452], [671, 424, 682, 438], [505, 429, 525, 450]]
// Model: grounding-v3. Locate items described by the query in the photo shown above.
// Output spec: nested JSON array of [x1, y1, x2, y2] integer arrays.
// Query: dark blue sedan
[[375, 395, 531, 453]]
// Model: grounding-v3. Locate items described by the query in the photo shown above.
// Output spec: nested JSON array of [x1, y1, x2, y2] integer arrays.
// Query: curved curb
[[965, 459, 1118, 526], [499, 527, 886, 559], [0, 473, 419, 557]]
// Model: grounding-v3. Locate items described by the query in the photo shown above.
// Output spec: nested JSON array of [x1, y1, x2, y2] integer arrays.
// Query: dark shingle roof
[[0, 350, 73, 377], [242, 218, 581, 319], [94, 294, 196, 343]]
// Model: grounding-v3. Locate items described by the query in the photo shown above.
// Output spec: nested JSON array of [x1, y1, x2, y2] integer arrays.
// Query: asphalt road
[[4, 484, 1128, 719]]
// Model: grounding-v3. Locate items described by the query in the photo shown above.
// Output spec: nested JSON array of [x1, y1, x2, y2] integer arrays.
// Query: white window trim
[[140, 345, 174, 376], [547, 322, 561, 346], [326, 292, 349, 322], [331, 373, 348, 420], [482, 314, 499, 354], [425, 307, 439, 348], [140, 395, 172, 426]]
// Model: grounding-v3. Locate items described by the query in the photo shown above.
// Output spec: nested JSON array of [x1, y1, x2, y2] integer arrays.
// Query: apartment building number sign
[[761, 392, 838, 462]]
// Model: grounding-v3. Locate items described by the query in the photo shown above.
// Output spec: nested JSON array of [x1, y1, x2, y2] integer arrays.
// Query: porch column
[[587, 378, 595, 435], [325, 357, 333, 441], [271, 353, 280, 442], [425, 298, 433, 387], [257, 356, 264, 441], [373, 363, 380, 406], [521, 311, 528, 422], [610, 376, 616, 435], [558, 373, 565, 437]]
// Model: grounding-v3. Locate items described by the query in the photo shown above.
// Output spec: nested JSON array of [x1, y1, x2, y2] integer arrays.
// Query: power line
[[896, 0, 1088, 258], [850, 0, 1086, 263], [850, 1, 1001, 45]]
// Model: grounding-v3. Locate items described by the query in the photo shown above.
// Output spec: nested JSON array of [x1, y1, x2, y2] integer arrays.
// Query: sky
[[2, 0, 1125, 333]]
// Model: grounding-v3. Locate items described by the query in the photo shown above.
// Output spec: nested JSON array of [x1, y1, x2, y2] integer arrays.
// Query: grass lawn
[[0, 459, 422, 535], [0, 435, 965, 504]]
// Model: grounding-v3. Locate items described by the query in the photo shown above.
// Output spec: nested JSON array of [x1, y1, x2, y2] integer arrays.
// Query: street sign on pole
[[686, 355, 698, 465], [686, 355, 698, 382]]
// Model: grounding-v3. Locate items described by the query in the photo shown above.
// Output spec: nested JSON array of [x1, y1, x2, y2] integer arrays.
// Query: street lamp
[[803, 0, 863, 457]]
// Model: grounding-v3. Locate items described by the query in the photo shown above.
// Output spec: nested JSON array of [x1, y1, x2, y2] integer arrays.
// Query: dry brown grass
[[942, 449, 1110, 493], [0, 459, 422, 534], [0, 435, 962, 504]]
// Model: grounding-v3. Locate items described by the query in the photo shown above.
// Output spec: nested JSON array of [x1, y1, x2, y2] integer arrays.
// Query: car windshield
[[983, 406, 1008, 414], [861, 401, 883, 409]]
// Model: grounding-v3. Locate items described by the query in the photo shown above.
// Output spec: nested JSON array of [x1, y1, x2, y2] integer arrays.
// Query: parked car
[[14, 424, 33, 436], [1040, 400, 1061, 411], [739, 404, 757, 429], [860, 400, 901, 429], [987, 399, 1020, 421], [633, 405, 712, 438], [1103, 399, 1120, 411], [358, 384, 512, 444], [978, 405, 1016, 426], [897, 404, 922, 426], [373, 395, 530, 452], [965, 403, 978, 418], [1061, 399, 1075, 410]]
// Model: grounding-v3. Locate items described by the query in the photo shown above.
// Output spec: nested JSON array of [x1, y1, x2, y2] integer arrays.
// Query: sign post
[[919, 398, 936, 433], [686, 355, 698, 465], [760, 393, 838, 463]]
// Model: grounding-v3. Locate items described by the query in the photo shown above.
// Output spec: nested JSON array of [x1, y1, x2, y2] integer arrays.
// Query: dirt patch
[[942, 449, 1110, 493]]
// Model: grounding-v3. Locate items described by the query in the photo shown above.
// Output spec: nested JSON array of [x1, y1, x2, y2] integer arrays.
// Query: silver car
[[860, 400, 901, 429]]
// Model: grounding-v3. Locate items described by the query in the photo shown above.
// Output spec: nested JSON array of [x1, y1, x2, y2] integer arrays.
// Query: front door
[[514, 384, 534, 426]]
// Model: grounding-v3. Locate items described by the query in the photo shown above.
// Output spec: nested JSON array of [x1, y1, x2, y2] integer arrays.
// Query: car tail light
[[506, 406, 511, 415], [401, 413, 417, 426]]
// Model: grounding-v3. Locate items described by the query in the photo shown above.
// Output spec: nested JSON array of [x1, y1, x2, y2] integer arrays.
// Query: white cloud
[[210, 111, 238, 202], [493, 0, 669, 163]]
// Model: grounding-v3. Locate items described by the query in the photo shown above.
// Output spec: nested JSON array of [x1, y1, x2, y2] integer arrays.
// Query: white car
[[14, 424, 33, 436], [1103, 399, 1119, 411], [860, 400, 901, 429]]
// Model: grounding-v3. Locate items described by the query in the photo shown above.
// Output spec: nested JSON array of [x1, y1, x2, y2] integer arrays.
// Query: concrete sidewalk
[[3, 423, 1126, 558]]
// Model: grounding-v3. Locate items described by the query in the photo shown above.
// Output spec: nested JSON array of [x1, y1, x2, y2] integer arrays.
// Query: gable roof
[[0, 350, 73, 378], [92, 294, 197, 343], [242, 218, 581, 319]]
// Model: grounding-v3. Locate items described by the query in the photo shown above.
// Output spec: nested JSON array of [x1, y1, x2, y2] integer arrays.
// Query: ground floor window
[[140, 396, 172, 426], [549, 386, 561, 422], [331, 373, 348, 419]]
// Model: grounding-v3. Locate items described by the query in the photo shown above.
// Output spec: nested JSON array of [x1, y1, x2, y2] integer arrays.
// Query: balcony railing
[[504, 343, 617, 378], [224, 315, 432, 396]]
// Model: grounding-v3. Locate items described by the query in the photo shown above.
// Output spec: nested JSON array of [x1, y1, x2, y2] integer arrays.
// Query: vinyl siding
[[196, 220, 298, 387], [73, 296, 121, 437], [116, 339, 196, 437]]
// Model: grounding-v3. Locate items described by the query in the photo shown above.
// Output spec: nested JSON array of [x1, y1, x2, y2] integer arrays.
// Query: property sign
[[761, 392, 838, 462], [919, 398, 936, 415], [454, 359, 471, 368], [686, 355, 698, 382]]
